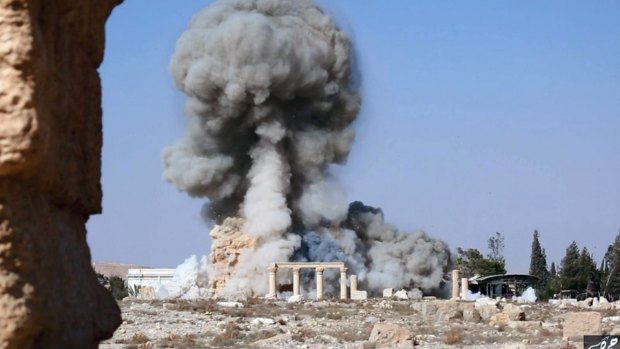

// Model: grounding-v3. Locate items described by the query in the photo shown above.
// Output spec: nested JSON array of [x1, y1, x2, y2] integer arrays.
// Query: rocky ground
[[100, 297, 620, 349]]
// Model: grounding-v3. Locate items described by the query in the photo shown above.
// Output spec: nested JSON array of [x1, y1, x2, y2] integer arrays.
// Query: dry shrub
[[539, 328, 553, 337], [158, 334, 197, 349], [246, 329, 278, 342], [330, 328, 370, 343], [326, 312, 343, 320], [391, 303, 414, 315], [176, 299, 216, 313], [129, 332, 149, 345], [443, 329, 464, 345], [561, 342, 577, 349], [211, 322, 241, 347], [292, 327, 315, 342], [246, 296, 261, 306], [221, 308, 249, 318]]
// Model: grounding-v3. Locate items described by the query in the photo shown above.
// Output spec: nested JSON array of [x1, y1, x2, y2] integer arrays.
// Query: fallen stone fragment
[[489, 313, 510, 327], [368, 323, 414, 348], [288, 295, 304, 303], [251, 318, 275, 325], [217, 301, 244, 308], [394, 289, 409, 300]]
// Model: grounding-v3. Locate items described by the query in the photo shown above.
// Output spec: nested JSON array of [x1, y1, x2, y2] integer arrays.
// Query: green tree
[[487, 232, 505, 262], [603, 230, 620, 297], [456, 248, 506, 278], [548, 262, 561, 294], [109, 276, 128, 300], [577, 247, 598, 295], [559, 241, 583, 291], [529, 230, 549, 288], [549, 262, 557, 278]]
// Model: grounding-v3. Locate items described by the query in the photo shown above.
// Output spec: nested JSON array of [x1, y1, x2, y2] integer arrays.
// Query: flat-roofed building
[[127, 268, 175, 290]]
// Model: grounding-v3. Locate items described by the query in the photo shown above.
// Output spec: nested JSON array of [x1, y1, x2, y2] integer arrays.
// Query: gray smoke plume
[[163, 0, 451, 298]]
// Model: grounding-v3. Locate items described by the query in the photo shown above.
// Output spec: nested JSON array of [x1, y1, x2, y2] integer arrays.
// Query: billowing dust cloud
[[163, 0, 451, 298]]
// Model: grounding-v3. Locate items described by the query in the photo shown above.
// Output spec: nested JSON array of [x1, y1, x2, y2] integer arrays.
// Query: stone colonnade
[[268, 262, 349, 300]]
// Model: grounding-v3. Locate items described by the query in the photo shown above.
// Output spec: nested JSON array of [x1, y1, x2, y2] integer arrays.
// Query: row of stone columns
[[267, 264, 349, 300]]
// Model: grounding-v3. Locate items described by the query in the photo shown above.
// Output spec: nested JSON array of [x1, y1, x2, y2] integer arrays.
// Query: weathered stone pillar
[[451, 269, 460, 299], [351, 274, 358, 292], [267, 264, 277, 296], [0, 0, 123, 347], [340, 267, 348, 300], [316, 267, 324, 300], [461, 277, 469, 300], [292, 267, 301, 296]]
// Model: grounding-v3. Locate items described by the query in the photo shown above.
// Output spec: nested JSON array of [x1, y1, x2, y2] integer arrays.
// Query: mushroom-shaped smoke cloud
[[163, 0, 451, 298]]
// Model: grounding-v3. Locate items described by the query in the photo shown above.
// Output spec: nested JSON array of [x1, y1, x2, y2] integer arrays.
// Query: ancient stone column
[[292, 267, 301, 296], [451, 269, 460, 299], [461, 277, 469, 300], [316, 267, 324, 300], [340, 267, 348, 299], [351, 274, 358, 292], [268, 264, 277, 296], [0, 0, 123, 347]]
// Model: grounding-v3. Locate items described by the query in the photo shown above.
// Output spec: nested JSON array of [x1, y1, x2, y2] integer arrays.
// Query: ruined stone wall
[[208, 217, 256, 297], [0, 0, 122, 347]]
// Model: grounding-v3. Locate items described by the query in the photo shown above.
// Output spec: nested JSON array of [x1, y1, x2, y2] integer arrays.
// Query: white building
[[127, 268, 175, 290]]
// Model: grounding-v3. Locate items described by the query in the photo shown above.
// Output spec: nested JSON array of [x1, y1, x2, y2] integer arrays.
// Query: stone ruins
[[267, 262, 351, 300], [0, 0, 122, 347]]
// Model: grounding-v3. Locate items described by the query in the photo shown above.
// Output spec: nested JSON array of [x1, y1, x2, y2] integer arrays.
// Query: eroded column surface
[[292, 267, 300, 296], [461, 277, 469, 300], [267, 264, 277, 296], [315, 267, 324, 300], [340, 267, 347, 300], [451, 269, 460, 299], [351, 274, 358, 292], [0, 0, 123, 348]]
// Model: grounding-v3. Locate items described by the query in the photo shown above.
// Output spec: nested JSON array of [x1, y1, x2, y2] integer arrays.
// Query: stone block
[[463, 306, 481, 322], [477, 304, 500, 320], [562, 312, 602, 340], [352, 290, 368, 300], [489, 313, 510, 327], [502, 303, 526, 320], [383, 288, 394, 298]]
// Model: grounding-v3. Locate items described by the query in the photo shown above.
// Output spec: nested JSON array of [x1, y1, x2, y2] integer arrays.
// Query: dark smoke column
[[163, 0, 361, 296]]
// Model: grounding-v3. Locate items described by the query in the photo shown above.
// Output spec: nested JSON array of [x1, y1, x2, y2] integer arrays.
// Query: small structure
[[267, 262, 348, 300], [555, 290, 580, 299], [127, 268, 175, 290], [469, 273, 538, 298]]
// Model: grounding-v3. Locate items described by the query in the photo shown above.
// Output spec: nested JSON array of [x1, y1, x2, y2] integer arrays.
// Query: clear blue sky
[[87, 0, 620, 273]]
